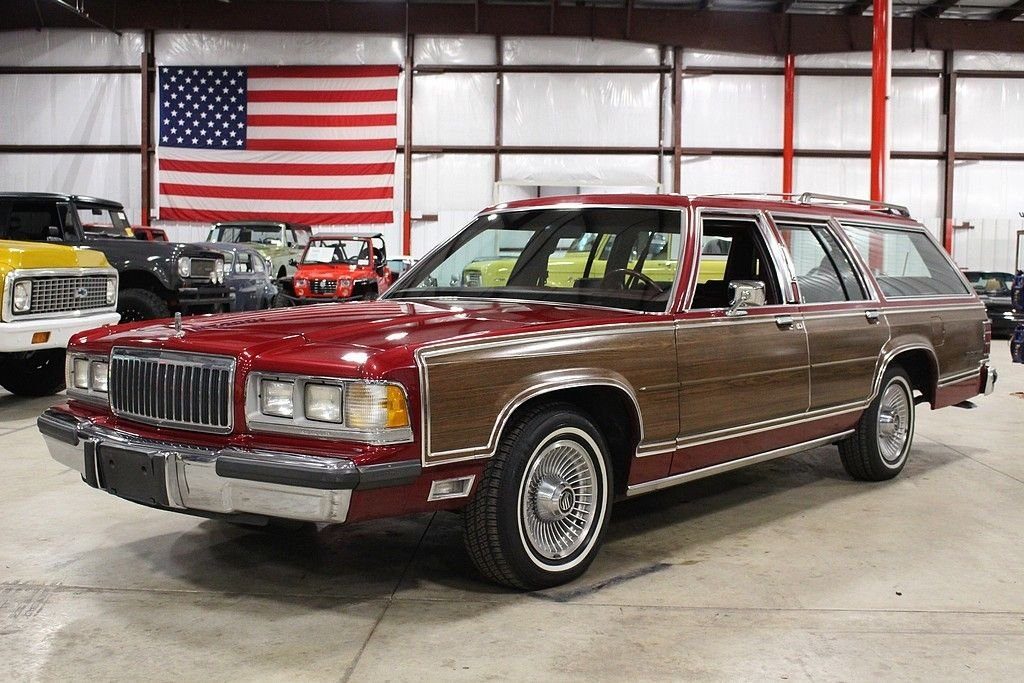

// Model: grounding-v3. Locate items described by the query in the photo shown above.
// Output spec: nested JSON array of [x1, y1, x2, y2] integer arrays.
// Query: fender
[[871, 338, 940, 403]]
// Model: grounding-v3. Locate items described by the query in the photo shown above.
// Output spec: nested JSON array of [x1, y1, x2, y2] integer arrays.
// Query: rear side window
[[776, 222, 866, 303], [841, 224, 969, 298]]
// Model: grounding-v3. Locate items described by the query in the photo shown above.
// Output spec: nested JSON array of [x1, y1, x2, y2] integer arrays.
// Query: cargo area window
[[841, 224, 969, 298], [775, 221, 867, 303]]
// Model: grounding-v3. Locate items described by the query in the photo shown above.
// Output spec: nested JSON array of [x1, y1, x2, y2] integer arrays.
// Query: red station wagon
[[39, 193, 995, 589]]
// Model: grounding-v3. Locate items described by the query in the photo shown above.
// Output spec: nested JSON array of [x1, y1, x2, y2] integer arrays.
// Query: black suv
[[0, 193, 232, 322]]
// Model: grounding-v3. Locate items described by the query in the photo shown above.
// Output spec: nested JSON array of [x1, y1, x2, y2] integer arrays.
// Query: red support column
[[870, 0, 891, 204], [782, 53, 795, 196], [869, 0, 892, 271]]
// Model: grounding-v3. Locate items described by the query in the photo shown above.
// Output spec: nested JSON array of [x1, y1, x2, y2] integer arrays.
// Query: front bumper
[[0, 311, 120, 352], [982, 364, 998, 396], [281, 292, 360, 306], [38, 409, 420, 523], [176, 285, 234, 310]]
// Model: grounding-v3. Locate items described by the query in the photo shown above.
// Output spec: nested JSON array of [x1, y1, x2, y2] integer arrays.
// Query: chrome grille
[[109, 348, 236, 434], [23, 275, 110, 315], [311, 279, 337, 295], [190, 258, 217, 279]]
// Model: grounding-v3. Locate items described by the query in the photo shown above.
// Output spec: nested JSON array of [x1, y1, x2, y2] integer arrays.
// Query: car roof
[[0, 192, 124, 210], [483, 193, 921, 227], [310, 233, 383, 241], [213, 220, 311, 230]]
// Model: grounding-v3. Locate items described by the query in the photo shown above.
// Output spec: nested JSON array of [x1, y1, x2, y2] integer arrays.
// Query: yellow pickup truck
[[0, 241, 119, 396], [461, 233, 728, 288]]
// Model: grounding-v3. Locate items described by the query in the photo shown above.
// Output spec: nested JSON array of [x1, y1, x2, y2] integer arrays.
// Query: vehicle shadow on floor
[[106, 439, 967, 604], [0, 392, 65, 425]]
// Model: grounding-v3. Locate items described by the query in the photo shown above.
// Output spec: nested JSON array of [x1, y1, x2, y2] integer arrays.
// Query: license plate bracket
[[96, 445, 169, 507]]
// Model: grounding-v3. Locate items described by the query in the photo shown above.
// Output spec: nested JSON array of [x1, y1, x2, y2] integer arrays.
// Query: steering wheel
[[606, 268, 665, 294]]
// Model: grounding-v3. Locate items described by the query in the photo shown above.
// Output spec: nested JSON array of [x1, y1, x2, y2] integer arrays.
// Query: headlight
[[105, 277, 117, 305], [178, 256, 192, 278], [304, 383, 343, 423], [90, 361, 109, 393], [12, 280, 31, 312], [345, 383, 410, 429], [213, 259, 225, 284], [259, 379, 294, 417], [73, 357, 91, 389]]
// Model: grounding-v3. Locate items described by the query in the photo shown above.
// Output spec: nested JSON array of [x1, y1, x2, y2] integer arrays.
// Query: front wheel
[[463, 403, 613, 590], [839, 367, 916, 481], [0, 349, 67, 396]]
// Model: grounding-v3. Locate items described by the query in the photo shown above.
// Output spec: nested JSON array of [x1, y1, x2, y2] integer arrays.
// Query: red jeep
[[282, 233, 394, 304]]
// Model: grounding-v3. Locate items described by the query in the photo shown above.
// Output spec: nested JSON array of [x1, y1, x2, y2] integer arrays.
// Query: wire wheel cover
[[520, 438, 598, 561], [877, 381, 911, 464]]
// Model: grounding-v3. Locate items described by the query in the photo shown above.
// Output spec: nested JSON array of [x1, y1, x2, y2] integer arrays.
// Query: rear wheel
[[0, 349, 66, 396], [839, 367, 915, 481], [118, 288, 171, 323], [463, 403, 612, 590]]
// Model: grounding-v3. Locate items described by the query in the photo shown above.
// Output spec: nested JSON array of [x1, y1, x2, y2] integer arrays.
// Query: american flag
[[157, 65, 399, 224]]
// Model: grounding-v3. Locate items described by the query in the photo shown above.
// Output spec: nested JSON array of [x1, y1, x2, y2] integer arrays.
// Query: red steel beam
[[402, 34, 414, 256], [782, 53, 795, 196], [869, 0, 891, 270]]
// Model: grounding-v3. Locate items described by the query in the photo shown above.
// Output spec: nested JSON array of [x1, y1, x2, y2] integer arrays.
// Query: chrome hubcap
[[877, 381, 911, 465], [521, 439, 597, 561]]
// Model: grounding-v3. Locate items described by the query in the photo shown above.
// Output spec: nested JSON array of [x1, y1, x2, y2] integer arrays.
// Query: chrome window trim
[[836, 220, 974, 300], [245, 371, 414, 445], [381, 204, 689, 316], [1, 267, 118, 323], [109, 347, 236, 435]]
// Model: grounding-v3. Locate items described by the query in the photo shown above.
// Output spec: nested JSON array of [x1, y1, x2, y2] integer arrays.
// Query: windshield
[[76, 206, 131, 235], [385, 208, 683, 312], [963, 271, 1014, 295], [302, 239, 371, 265], [210, 225, 284, 246]]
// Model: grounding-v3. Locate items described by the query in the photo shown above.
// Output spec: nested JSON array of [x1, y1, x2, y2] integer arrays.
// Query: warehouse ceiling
[[6, 0, 1024, 54]]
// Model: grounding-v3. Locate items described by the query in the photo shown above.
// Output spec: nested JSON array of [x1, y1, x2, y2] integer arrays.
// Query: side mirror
[[727, 280, 766, 316], [288, 258, 298, 266]]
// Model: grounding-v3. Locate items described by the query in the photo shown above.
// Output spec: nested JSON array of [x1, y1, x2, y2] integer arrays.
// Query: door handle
[[775, 315, 794, 329], [865, 309, 880, 323]]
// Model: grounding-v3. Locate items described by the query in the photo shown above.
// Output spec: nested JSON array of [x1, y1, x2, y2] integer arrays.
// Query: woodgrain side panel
[[884, 305, 987, 380], [673, 313, 809, 446], [420, 324, 679, 465], [804, 310, 890, 410]]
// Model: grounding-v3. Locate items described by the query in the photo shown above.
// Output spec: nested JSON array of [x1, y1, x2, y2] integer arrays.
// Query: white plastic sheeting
[[503, 74, 660, 146], [413, 73, 495, 145], [682, 75, 782, 148], [155, 32, 404, 66], [797, 50, 943, 70], [411, 154, 494, 255], [956, 79, 1024, 153], [0, 29, 144, 66], [679, 155, 781, 195], [500, 154, 660, 189], [794, 76, 942, 152], [415, 36, 496, 65], [951, 218, 1024, 272], [954, 51, 1024, 72], [682, 50, 782, 68], [0, 74, 140, 146], [503, 38, 660, 66], [0, 153, 142, 222]]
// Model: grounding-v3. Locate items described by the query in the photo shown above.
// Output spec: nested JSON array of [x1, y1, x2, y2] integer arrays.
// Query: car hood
[[295, 263, 370, 279], [74, 298, 636, 377], [85, 237, 225, 261]]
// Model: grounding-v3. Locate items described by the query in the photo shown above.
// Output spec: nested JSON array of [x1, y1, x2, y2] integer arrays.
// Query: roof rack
[[797, 192, 910, 218]]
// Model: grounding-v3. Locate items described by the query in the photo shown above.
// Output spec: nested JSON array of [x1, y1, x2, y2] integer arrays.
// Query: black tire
[[272, 293, 294, 308], [118, 288, 171, 323], [463, 403, 613, 590], [839, 366, 916, 481], [0, 349, 66, 396]]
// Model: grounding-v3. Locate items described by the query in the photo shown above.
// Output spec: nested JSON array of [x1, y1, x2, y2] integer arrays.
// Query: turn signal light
[[31, 332, 50, 344]]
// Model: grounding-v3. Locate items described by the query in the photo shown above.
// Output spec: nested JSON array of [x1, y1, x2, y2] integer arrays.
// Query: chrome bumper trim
[[983, 365, 998, 396], [37, 409, 369, 523]]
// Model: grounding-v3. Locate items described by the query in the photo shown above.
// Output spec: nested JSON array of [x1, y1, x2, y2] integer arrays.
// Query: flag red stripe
[[160, 207, 393, 224], [248, 65, 400, 79], [247, 138, 396, 152], [160, 183, 393, 201], [158, 158, 395, 176], [248, 89, 398, 103], [247, 113, 397, 128]]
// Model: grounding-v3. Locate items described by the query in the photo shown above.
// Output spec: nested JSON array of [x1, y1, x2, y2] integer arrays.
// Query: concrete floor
[[1, 341, 1022, 681]]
